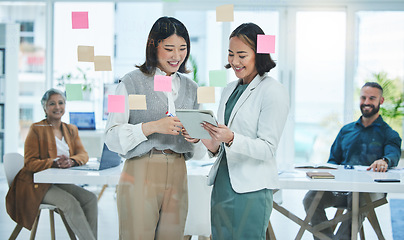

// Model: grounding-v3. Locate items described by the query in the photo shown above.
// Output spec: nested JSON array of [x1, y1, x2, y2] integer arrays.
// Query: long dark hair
[[225, 23, 276, 76], [137, 16, 191, 75]]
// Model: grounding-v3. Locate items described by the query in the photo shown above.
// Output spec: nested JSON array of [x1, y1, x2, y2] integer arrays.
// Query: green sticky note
[[65, 84, 83, 101], [209, 70, 227, 87]]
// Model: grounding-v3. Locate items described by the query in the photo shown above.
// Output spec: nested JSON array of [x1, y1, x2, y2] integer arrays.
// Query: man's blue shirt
[[328, 115, 402, 167]]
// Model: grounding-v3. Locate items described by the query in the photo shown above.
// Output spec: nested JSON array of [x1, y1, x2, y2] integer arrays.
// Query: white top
[[55, 136, 70, 157], [104, 68, 180, 155]]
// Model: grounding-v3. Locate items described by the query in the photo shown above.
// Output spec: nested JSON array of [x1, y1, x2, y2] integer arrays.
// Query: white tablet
[[176, 109, 217, 139]]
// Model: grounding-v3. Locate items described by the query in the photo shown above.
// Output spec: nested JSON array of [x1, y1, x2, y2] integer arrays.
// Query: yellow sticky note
[[197, 87, 215, 104], [216, 4, 234, 22], [77, 46, 94, 62], [128, 95, 147, 110], [94, 56, 112, 71]]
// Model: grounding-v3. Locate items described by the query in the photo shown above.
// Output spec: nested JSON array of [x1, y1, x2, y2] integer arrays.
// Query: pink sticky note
[[108, 95, 125, 113], [154, 75, 172, 92], [72, 12, 89, 29], [257, 35, 275, 54]]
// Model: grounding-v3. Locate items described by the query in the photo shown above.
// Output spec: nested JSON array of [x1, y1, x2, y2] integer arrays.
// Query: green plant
[[77, 67, 92, 92], [366, 71, 404, 135], [189, 55, 204, 86], [57, 67, 93, 92]]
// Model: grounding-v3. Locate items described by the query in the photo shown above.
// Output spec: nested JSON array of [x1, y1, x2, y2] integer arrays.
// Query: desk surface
[[34, 164, 122, 185], [35, 163, 404, 193], [34, 160, 212, 185], [34, 162, 404, 238], [279, 166, 404, 193]]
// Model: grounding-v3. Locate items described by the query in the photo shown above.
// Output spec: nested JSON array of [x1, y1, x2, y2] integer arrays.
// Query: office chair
[[4, 152, 77, 240]]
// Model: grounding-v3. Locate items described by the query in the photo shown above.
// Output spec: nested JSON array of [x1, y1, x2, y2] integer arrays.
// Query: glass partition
[[294, 11, 346, 163], [355, 11, 404, 138], [0, 2, 46, 152]]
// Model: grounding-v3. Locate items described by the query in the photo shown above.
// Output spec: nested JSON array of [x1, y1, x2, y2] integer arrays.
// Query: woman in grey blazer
[[201, 23, 290, 239]]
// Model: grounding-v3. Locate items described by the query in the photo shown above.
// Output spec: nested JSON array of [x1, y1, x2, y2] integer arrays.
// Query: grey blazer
[[207, 73, 290, 193]]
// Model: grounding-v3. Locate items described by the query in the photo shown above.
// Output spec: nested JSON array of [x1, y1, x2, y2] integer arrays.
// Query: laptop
[[71, 144, 121, 171], [69, 112, 96, 130]]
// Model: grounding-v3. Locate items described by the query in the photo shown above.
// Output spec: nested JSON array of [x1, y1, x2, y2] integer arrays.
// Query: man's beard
[[360, 103, 380, 118]]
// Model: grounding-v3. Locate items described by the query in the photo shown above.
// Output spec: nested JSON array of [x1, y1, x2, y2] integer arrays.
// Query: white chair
[[3, 153, 77, 240]]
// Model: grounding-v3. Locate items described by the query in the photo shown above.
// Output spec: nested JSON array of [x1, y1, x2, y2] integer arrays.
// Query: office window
[[54, 2, 115, 126], [0, 2, 46, 152], [232, 10, 280, 82], [20, 106, 33, 143], [111, 2, 163, 120], [175, 10, 222, 113], [19, 21, 35, 44], [176, 10, 219, 88], [19, 21, 34, 32], [54, 2, 163, 127], [114, 2, 163, 80], [355, 11, 404, 137], [294, 11, 346, 163]]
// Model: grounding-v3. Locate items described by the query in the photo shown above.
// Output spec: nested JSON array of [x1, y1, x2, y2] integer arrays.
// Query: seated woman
[[6, 88, 98, 240]]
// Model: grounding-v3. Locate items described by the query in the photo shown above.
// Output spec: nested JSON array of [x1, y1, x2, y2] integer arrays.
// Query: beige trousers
[[117, 153, 188, 240], [42, 184, 98, 240]]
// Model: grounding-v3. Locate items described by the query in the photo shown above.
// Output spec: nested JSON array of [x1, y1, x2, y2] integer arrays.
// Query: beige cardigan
[[6, 119, 88, 230]]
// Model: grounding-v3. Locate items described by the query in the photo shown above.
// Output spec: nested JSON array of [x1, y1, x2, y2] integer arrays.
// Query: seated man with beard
[[303, 82, 402, 240]]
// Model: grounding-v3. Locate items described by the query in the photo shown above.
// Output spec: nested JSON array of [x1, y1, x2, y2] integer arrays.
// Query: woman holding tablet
[[201, 23, 289, 239]]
